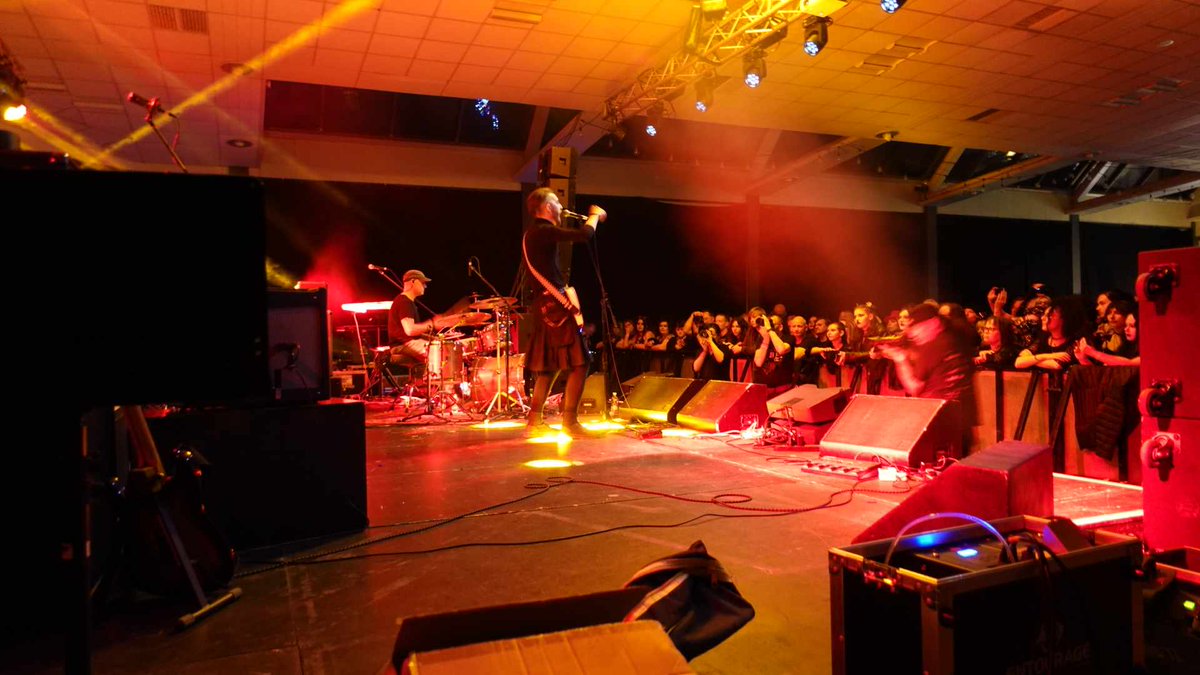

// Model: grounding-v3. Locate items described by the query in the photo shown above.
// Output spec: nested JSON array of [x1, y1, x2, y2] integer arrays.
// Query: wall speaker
[[267, 288, 331, 402], [820, 395, 961, 467], [852, 440, 1052, 544], [539, 146, 577, 180], [676, 381, 768, 433], [620, 376, 704, 424], [768, 385, 848, 423]]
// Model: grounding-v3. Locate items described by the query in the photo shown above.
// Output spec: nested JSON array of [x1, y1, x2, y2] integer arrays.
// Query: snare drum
[[427, 339, 464, 382], [470, 353, 526, 402]]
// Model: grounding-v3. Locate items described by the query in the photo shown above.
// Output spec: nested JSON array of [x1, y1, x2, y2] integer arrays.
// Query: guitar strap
[[522, 228, 581, 326]]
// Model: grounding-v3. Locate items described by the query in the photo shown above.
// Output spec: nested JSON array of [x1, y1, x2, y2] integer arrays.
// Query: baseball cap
[[403, 269, 432, 283]]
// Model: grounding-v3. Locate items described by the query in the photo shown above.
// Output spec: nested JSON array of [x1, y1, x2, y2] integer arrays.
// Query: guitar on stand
[[114, 406, 241, 629]]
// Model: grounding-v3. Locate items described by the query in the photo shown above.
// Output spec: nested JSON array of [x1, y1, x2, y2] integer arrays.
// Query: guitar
[[121, 406, 237, 598], [522, 233, 584, 329]]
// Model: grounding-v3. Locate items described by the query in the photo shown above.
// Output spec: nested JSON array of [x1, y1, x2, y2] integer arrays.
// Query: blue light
[[955, 547, 979, 558], [913, 533, 939, 548], [645, 123, 658, 137], [695, 100, 708, 113], [804, 41, 821, 57], [474, 98, 490, 114], [490, 113, 500, 130], [881, 0, 903, 13], [744, 73, 761, 88]]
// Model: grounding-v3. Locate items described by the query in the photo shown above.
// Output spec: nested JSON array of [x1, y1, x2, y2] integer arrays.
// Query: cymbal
[[442, 311, 491, 326], [469, 296, 519, 310]]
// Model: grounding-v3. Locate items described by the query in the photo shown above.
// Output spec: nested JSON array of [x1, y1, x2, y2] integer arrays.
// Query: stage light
[[645, 103, 664, 137], [1, 39, 27, 123], [475, 98, 500, 131], [881, 0, 906, 13], [701, 0, 728, 20], [694, 76, 715, 112], [804, 18, 830, 57], [743, 50, 766, 88]]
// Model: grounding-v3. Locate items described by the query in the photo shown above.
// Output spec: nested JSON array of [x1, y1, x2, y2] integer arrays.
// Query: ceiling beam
[[1067, 171, 1200, 215], [919, 155, 1081, 208], [522, 106, 550, 161], [1070, 161, 1111, 202], [744, 136, 885, 195], [749, 128, 783, 174], [925, 147, 963, 191]]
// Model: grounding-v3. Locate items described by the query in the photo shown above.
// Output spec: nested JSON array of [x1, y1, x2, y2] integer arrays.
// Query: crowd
[[598, 286, 1141, 398]]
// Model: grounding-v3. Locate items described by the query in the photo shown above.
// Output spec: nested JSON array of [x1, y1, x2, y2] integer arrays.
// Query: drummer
[[388, 269, 440, 362]]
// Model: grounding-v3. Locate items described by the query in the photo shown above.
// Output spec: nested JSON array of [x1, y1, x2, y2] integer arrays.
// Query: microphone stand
[[140, 101, 189, 173], [470, 261, 526, 419]]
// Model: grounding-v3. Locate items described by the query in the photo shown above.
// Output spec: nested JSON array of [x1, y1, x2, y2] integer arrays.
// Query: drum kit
[[396, 296, 528, 419]]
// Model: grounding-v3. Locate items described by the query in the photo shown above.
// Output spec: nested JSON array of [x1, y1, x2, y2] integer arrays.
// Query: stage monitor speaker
[[267, 288, 331, 402], [620, 376, 704, 425], [578, 372, 609, 420], [820, 395, 961, 467], [768, 385, 848, 424], [852, 440, 1052, 544], [676, 381, 769, 433]]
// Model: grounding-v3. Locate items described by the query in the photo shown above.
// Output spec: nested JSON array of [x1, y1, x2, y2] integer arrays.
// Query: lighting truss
[[601, 0, 844, 124]]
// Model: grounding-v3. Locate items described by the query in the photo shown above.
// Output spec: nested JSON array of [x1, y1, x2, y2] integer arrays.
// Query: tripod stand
[[468, 260, 528, 420]]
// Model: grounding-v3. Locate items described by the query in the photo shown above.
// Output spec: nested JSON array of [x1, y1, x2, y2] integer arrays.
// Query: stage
[[36, 407, 1143, 675]]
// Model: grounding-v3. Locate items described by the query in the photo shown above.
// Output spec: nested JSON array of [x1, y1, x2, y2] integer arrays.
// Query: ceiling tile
[[519, 30, 574, 55], [266, 0, 323, 24], [313, 48, 364, 71], [453, 63, 499, 84], [0, 11, 39, 37], [474, 24, 531, 49], [426, 18, 482, 44], [361, 53, 411, 74], [539, 72, 582, 92], [317, 28, 373, 51], [375, 12, 430, 38], [406, 59, 457, 81], [367, 34, 421, 58], [493, 68, 541, 88], [433, 0, 491, 22]]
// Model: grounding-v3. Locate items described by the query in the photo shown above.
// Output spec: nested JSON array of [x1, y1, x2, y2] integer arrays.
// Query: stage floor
[[35, 408, 1144, 674]]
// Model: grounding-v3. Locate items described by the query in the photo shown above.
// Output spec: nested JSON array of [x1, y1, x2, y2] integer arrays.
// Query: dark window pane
[[264, 81, 323, 132]]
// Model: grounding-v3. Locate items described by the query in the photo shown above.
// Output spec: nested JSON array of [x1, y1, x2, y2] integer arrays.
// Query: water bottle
[[609, 393, 619, 418]]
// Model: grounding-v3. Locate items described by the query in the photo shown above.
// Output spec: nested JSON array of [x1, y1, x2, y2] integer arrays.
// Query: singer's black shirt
[[523, 217, 593, 288]]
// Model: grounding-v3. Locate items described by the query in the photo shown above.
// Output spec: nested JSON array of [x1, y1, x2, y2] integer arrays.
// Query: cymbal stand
[[470, 263, 528, 419]]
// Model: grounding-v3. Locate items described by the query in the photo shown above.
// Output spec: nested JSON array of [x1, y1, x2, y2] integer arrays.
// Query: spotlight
[[881, 0, 906, 13], [701, 0, 728, 20], [743, 50, 766, 89], [1, 39, 27, 123], [475, 98, 500, 131], [804, 18, 829, 57], [645, 104, 664, 137], [694, 76, 715, 113]]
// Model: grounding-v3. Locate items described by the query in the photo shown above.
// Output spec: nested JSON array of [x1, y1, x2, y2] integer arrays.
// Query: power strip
[[799, 456, 881, 480]]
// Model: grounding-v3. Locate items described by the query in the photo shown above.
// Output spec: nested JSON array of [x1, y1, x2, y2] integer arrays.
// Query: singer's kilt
[[527, 292, 589, 373]]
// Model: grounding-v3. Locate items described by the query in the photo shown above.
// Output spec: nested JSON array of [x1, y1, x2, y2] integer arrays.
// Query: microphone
[[368, 263, 390, 271], [561, 209, 588, 221], [467, 258, 474, 275], [126, 91, 165, 115]]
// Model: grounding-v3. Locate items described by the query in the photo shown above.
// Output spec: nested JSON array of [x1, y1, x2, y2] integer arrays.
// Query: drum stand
[[481, 309, 528, 420], [400, 336, 465, 423]]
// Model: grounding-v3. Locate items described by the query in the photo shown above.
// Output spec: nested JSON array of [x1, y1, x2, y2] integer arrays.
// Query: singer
[[522, 188, 606, 438], [387, 269, 438, 362]]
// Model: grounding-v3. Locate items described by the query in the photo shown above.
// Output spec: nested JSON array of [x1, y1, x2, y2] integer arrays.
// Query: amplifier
[[830, 515, 1143, 675]]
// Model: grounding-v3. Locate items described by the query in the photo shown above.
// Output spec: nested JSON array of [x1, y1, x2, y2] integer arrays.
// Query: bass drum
[[470, 354, 526, 403]]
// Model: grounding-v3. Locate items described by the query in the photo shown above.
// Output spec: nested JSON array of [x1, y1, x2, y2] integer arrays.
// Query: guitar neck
[[122, 405, 166, 476]]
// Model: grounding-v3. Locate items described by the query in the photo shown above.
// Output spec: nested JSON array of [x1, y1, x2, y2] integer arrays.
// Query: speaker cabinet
[[146, 401, 368, 549], [267, 288, 331, 402], [820, 395, 962, 467], [539, 146, 577, 180], [852, 441, 1053, 543], [676, 381, 769, 433], [620, 376, 704, 424], [768, 385, 848, 423]]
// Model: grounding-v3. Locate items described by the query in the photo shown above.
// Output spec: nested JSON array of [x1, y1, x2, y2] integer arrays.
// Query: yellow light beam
[[94, 0, 381, 165]]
